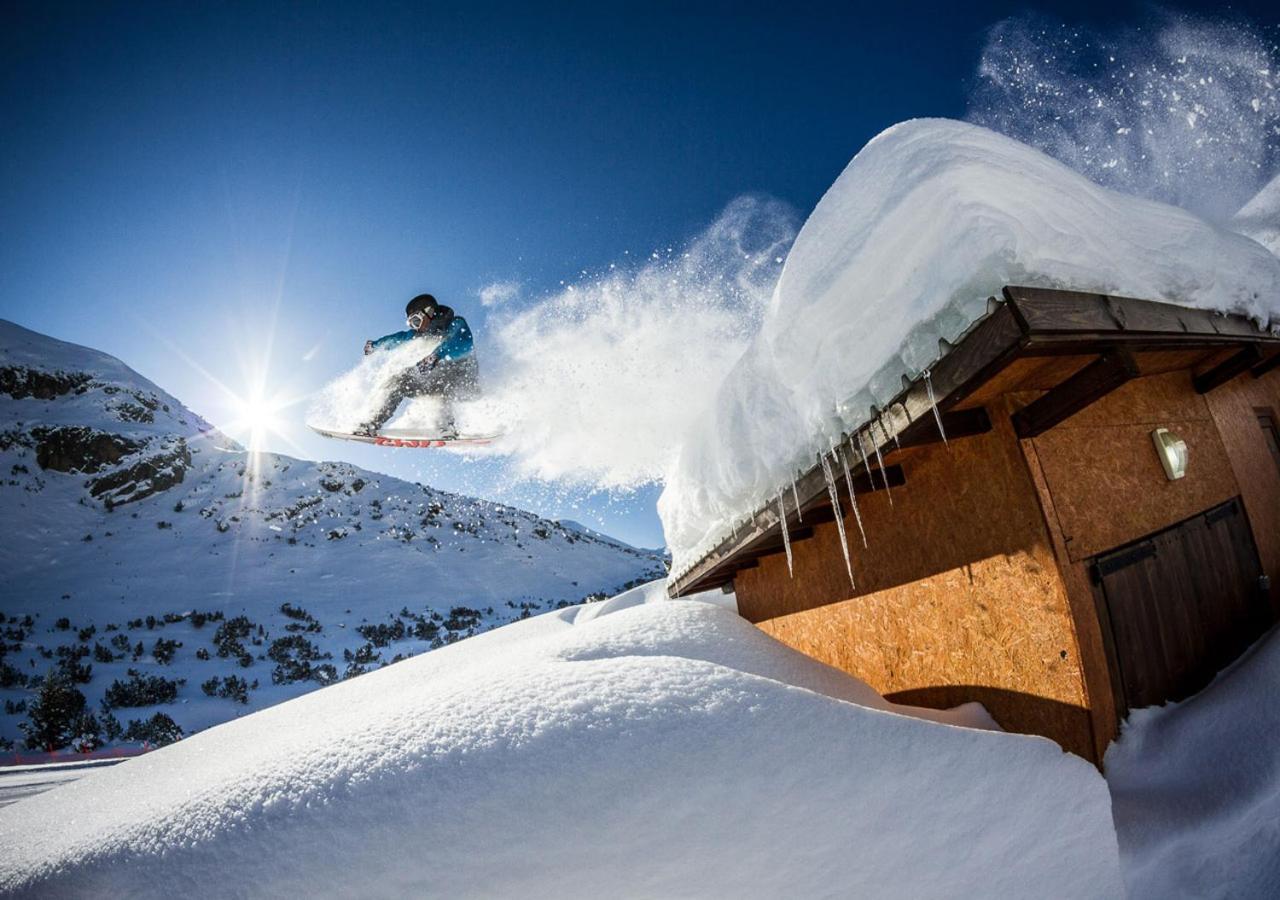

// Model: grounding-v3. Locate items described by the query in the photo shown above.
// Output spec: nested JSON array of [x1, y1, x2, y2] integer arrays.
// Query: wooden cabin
[[669, 286, 1280, 765]]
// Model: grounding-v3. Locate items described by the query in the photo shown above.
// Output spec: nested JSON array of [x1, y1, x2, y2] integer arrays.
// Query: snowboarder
[[357, 294, 479, 439]]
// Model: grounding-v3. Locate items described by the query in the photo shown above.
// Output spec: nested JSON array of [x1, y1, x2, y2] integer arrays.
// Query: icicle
[[838, 444, 868, 548], [776, 491, 794, 578], [867, 430, 893, 506], [819, 451, 856, 589], [923, 369, 947, 445], [882, 412, 900, 451], [860, 427, 890, 504], [791, 477, 802, 523], [857, 432, 875, 487]]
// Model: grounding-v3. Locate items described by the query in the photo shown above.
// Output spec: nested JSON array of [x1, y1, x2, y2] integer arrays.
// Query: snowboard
[[310, 425, 500, 448]]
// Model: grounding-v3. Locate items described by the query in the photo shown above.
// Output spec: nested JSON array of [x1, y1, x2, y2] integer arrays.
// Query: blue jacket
[[371, 310, 474, 362]]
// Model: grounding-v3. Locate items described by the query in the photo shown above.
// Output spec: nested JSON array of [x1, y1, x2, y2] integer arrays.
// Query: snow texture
[[0, 597, 1120, 898], [0, 759, 125, 809], [660, 118, 1280, 575], [1106, 625, 1280, 899]]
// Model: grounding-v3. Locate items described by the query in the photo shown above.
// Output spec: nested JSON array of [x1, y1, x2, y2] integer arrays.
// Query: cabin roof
[[668, 285, 1280, 597]]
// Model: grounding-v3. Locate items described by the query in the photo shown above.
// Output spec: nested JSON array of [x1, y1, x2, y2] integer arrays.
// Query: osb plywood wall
[[1204, 369, 1280, 613], [1025, 370, 1240, 563], [1019, 366, 1259, 753], [735, 398, 1097, 760]]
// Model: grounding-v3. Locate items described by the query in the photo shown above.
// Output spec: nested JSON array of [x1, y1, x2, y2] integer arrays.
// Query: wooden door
[[1091, 498, 1273, 713]]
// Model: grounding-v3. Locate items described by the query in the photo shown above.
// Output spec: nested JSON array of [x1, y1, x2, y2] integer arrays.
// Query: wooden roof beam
[[1194, 345, 1265, 394], [896, 407, 992, 450], [1249, 349, 1280, 380], [801, 464, 906, 517], [1011, 349, 1140, 439], [749, 527, 815, 561]]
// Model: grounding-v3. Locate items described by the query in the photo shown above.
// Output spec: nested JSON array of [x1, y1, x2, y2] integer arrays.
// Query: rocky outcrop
[[87, 438, 192, 509], [0, 366, 91, 400], [26, 424, 192, 508], [33, 427, 143, 474]]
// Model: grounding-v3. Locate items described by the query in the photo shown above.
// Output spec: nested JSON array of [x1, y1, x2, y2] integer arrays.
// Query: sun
[[231, 391, 285, 452]]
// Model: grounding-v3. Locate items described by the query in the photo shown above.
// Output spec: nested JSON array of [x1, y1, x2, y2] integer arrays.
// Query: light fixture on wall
[[1152, 428, 1188, 481]]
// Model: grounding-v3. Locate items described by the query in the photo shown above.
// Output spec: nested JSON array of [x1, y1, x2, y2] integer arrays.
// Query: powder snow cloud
[[968, 11, 1280, 222], [478, 280, 522, 307], [482, 195, 797, 489]]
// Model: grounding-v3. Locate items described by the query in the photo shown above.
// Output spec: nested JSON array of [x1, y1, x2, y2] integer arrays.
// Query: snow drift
[[0, 598, 1121, 898], [659, 118, 1280, 575], [1106, 625, 1280, 899]]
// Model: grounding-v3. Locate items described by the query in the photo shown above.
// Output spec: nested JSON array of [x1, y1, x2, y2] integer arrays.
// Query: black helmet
[[405, 293, 438, 316]]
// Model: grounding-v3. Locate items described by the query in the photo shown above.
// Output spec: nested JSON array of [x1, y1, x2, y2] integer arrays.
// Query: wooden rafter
[[1250, 349, 1280, 379], [896, 407, 992, 450], [1193, 345, 1265, 394], [1011, 349, 1140, 439]]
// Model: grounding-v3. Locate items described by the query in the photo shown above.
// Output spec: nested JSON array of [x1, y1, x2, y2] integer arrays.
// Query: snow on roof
[[1232, 172, 1280, 256], [0, 595, 1121, 897], [659, 119, 1280, 577]]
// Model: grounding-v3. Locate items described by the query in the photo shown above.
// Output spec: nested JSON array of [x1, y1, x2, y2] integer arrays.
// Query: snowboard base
[[310, 425, 499, 448]]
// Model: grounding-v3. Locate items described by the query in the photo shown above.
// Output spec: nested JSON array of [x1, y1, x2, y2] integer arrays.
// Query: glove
[[363, 340, 374, 356], [417, 354, 438, 374]]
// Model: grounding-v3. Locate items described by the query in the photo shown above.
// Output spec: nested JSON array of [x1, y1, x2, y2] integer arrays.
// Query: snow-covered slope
[[659, 118, 1280, 574], [1233, 172, 1280, 256], [1106, 625, 1280, 899], [0, 319, 665, 748], [0, 599, 1122, 898]]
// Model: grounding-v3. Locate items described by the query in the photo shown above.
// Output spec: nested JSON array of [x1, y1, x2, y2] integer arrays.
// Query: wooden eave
[[669, 285, 1280, 597]]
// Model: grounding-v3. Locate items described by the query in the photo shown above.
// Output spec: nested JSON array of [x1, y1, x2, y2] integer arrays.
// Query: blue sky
[[2, 0, 1272, 547]]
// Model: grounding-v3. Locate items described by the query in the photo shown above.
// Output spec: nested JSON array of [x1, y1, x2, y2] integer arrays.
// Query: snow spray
[[482, 195, 796, 489], [968, 12, 1280, 222]]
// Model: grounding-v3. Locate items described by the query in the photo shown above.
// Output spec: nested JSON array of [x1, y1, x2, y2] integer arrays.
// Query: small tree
[[122, 712, 183, 746], [21, 669, 87, 750], [69, 711, 102, 752]]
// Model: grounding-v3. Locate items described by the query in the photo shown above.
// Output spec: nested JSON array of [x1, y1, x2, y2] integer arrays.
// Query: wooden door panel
[[1092, 498, 1271, 713]]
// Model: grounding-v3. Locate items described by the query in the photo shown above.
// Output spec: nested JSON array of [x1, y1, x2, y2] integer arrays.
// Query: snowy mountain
[[0, 319, 665, 750]]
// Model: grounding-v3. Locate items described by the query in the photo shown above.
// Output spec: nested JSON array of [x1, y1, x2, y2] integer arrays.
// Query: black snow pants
[[368, 355, 480, 432]]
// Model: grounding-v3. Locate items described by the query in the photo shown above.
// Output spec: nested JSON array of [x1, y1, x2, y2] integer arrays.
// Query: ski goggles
[[407, 311, 431, 329]]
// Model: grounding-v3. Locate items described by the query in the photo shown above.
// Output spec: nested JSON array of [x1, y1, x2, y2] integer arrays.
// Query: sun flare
[[230, 391, 285, 452]]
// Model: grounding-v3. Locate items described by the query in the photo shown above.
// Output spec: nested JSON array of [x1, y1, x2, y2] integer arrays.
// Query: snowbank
[[0, 599, 1120, 898], [1106, 625, 1280, 899], [659, 118, 1280, 575]]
